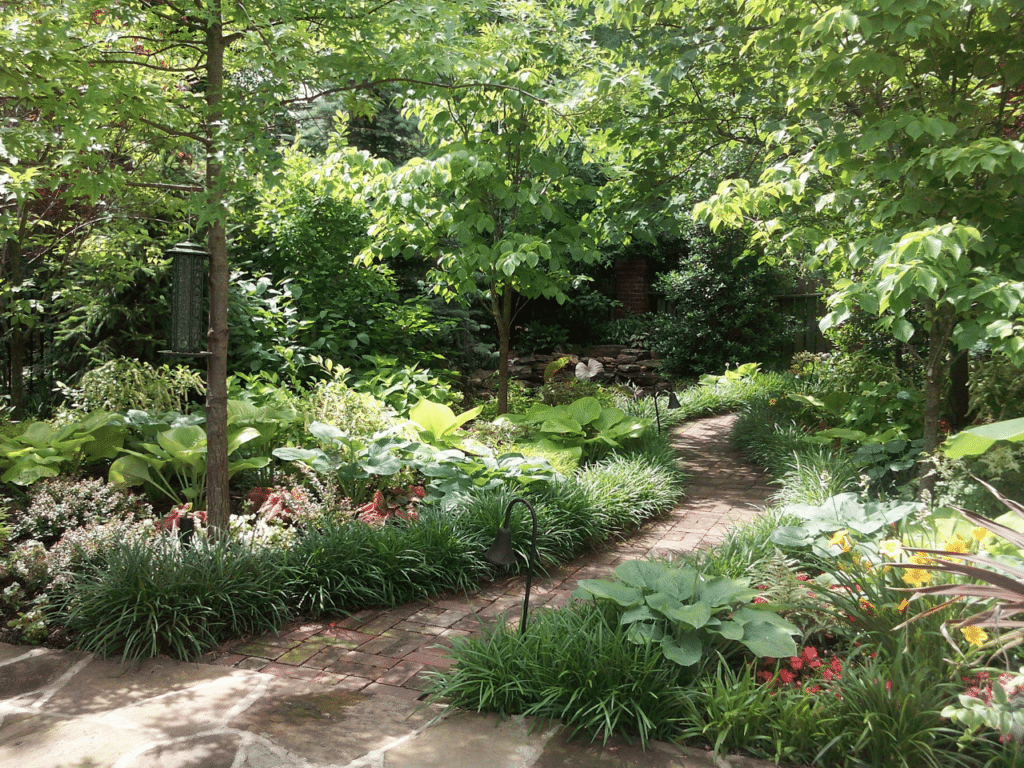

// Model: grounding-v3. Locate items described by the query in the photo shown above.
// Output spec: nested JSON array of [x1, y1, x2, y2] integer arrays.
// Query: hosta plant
[[1, 412, 125, 486], [109, 423, 268, 508], [408, 399, 488, 454], [502, 396, 650, 466], [770, 493, 919, 558], [573, 559, 799, 669]]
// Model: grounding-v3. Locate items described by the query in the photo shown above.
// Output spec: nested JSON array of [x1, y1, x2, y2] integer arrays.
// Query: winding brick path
[[206, 414, 774, 698]]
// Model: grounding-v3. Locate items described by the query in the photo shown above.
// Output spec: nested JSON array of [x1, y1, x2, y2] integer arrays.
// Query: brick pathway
[[205, 413, 773, 699]]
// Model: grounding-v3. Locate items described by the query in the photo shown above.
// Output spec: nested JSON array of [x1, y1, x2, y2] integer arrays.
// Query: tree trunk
[[494, 287, 514, 415], [204, 16, 231, 533], [2, 220, 26, 416], [920, 302, 956, 500]]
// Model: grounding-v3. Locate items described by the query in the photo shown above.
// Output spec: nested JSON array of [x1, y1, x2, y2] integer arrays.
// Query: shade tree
[[1, 0, 560, 529], [356, 5, 617, 413], [674, 0, 1024, 469]]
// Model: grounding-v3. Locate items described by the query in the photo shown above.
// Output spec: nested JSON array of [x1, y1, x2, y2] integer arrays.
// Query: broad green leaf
[[656, 567, 699, 601], [653, 598, 713, 629], [2, 458, 63, 486], [619, 605, 658, 625], [697, 576, 756, 607], [272, 446, 325, 463], [943, 418, 1024, 459], [660, 633, 702, 667], [716, 620, 745, 641], [310, 421, 347, 442], [574, 578, 644, 607], [614, 559, 668, 590], [769, 526, 813, 548], [566, 397, 603, 425], [410, 399, 459, 440], [740, 621, 799, 659]]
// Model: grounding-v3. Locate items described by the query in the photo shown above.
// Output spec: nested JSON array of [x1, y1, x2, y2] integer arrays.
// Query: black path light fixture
[[485, 497, 539, 635], [653, 386, 682, 434], [162, 240, 211, 358]]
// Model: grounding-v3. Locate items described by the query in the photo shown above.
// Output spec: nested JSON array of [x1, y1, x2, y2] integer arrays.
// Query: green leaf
[[660, 633, 702, 667], [892, 317, 914, 343], [739, 620, 799, 659], [614, 560, 668, 590], [574, 578, 644, 607], [697, 576, 756, 607], [942, 418, 1024, 459], [566, 397, 603, 426], [619, 605, 658, 626], [769, 526, 813, 548]]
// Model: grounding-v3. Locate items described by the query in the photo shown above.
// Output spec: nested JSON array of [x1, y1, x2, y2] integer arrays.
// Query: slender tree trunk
[[4, 236, 25, 417], [920, 302, 956, 500], [494, 287, 514, 415], [204, 15, 231, 533]]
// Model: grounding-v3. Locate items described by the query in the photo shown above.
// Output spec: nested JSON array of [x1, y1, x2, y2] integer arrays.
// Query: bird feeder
[[164, 240, 209, 356]]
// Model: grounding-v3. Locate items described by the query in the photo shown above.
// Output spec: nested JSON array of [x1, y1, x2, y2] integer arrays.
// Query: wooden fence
[[774, 293, 830, 359]]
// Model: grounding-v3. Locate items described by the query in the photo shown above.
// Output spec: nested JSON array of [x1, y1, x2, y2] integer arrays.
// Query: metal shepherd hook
[[485, 497, 538, 635]]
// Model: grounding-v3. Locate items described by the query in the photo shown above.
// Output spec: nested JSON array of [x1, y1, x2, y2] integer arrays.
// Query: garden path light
[[486, 497, 538, 635]]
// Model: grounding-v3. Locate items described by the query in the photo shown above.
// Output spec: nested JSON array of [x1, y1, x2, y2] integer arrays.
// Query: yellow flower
[[943, 534, 971, 555], [897, 598, 910, 612], [828, 529, 853, 553], [902, 562, 933, 587], [769, 399, 778, 406], [878, 539, 903, 558], [961, 626, 989, 647], [971, 527, 989, 542]]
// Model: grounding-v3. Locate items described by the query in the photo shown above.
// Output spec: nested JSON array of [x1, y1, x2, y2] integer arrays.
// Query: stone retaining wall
[[471, 345, 671, 392]]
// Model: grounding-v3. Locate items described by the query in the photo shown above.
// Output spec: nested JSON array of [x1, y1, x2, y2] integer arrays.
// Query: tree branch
[[138, 116, 210, 146], [125, 180, 204, 192]]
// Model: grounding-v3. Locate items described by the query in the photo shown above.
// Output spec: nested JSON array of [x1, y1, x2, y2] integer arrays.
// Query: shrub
[[281, 513, 482, 617], [53, 357, 205, 418], [971, 351, 1024, 424], [649, 220, 793, 377], [678, 656, 829, 764], [305, 374, 402, 439], [10, 477, 151, 544], [574, 453, 683, 533], [816, 652, 972, 768]]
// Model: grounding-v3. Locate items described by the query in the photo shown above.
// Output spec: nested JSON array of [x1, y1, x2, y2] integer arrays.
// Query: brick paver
[[206, 413, 773, 695]]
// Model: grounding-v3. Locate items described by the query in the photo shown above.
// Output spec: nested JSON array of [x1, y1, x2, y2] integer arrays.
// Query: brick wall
[[613, 256, 650, 316]]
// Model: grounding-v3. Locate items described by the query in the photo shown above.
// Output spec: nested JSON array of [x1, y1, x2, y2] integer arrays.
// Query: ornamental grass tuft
[[55, 535, 290, 662], [427, 601, 688, 747]]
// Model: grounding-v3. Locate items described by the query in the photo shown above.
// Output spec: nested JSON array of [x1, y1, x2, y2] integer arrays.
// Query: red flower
[[753, 596, 769, 604], [789, 656, 803, 671], [779, 669, 795, 684]]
